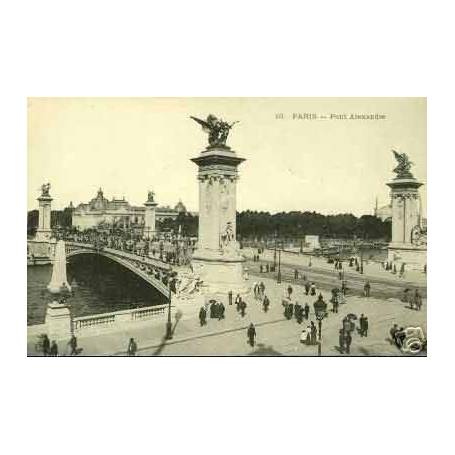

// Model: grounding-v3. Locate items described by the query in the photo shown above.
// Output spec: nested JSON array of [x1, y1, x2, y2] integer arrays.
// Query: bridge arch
[[65, 245, 171, 298]]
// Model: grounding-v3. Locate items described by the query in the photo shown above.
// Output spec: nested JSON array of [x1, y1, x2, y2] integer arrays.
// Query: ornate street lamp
[[313, 294, 327, 356]]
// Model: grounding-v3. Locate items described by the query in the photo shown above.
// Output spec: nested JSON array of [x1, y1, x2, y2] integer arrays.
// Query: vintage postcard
[[27, 97, 427, 356]]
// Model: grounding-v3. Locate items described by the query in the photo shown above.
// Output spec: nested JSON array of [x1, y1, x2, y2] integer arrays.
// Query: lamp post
[[360, 246, 364, 274], [313, 295, 327, 357], [165, 270, 173, 340], [277, 245, 282, 284], [273, 232, 277, 269]]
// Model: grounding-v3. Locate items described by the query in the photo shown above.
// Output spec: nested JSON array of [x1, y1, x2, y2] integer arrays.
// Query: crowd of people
[[57, 227, 194, 266]]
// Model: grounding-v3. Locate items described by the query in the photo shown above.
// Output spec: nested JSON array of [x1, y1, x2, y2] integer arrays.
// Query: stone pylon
[[191, 145, 249, 295], [45, 240, 72, 340], [144, 191, 158, 239], [387, 153, 426, 269], [35, 184, 53, 242]]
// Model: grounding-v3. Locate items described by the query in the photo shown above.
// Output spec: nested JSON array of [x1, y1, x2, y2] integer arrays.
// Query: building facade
[[72, 188, 189, 231]]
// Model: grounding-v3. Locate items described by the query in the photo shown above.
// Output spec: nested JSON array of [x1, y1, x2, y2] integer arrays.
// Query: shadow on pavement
[[151, 310, 183, 356], [248, 343, 283, 356]]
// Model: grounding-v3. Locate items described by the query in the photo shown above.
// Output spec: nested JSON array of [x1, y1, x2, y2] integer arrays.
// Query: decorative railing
[[72, 304, 170, 333]]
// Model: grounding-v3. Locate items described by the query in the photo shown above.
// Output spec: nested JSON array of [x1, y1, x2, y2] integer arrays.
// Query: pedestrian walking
[[287, 284, 293, 299], [364, 281, 371, 297], [295, 303, 303, 324], [259, 281, 265, 298], [363, 316, 369, 337], [341, 279, 347, 295], [235, 294, 241, 312], [68, 335, 78, 355], [266, 263, 270, 273], [127, 337, 137, 356], [304, 303, 310, 320], [199, 306, 207, 326], [310, 321, 317, 345], [294, 269, 299, 280], [304, 281, 310, 295], [247, 323, 256, 347], [240, 299, 247, 317], [339, 330, 345, 354], [228, 290, 233, 305], [414, 289, 422, 311], [345, 331, 352, 354], [42, 334, 50, 356], [50, 340, 58, 356], [310, 282, 316, 296], [218, 302, 225, 320], [389, 324, 399, 344], [263, 294, 270, 312]]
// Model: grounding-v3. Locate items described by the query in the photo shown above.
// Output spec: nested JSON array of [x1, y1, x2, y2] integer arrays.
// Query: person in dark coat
[[218, 302, 225, 320], [50, 340, 58, 356], [310, 321, 317, 345], [127, 337, 137, 356], [333, 295, 339, 314], [364, 281, 371, 297], [359, 314, 365, 336], [339, 330, 345, 354], [414, 289, 422, 310], [389, 324, 399, 344], [228, 290, 233, 305], [295, 303, 303, 324], [363, 316, 369, 337], [345, 332, 352, 354], [69, 335, 78, 355], [294, 269, 299, 280], [235, 294, 241, 311], [263, 295, 270, 313], [247, 323, 256, 347], [240, 299, 247, 317], [199, 306, 207, 326], [304, 282, 310, 295], [42, 334, 50, 356], [287, 285, 293, 298], [310, 283, 316, 296], [304, 303, 310, 320]]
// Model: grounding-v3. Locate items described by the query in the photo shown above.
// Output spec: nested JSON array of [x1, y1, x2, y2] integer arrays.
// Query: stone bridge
[[65, 242, 173, 298]]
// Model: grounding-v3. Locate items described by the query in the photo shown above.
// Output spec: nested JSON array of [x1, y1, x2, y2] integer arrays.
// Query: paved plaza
[[27, 269, 426, 356]]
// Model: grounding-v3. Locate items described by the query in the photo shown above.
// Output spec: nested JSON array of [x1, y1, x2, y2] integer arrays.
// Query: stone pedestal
[[144, 198, 158, 239], [35, 193, 53, 242], [45, 301, 72, 340], [387, 175, 426, 270], [191, 146, 249, 295]]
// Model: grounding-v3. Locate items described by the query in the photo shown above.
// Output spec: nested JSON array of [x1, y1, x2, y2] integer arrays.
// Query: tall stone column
[[191, 145, 248, 294], [387, 151, 426, 268], [36, 183, 53, 241], [144, 191, 158, 239]]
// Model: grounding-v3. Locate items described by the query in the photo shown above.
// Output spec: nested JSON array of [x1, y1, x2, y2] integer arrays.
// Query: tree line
[[28, 209, 390, 240]]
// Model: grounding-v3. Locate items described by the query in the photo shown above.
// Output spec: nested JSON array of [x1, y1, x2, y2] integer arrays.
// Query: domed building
[[72, 187, 189, 231]]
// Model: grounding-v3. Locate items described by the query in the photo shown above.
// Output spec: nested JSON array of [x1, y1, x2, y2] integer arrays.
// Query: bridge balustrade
[[72, 304, 170, 334]]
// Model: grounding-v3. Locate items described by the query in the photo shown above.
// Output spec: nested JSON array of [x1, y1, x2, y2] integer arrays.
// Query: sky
[[27, 97, 426, 216]]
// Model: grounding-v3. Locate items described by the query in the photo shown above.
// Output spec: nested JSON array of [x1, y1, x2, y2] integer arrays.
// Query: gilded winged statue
[[190, 114, 239, 147], [392, 150, 414, 177]]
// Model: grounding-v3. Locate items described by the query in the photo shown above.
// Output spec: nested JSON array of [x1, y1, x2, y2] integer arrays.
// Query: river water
[[27, 255, 167, 326]]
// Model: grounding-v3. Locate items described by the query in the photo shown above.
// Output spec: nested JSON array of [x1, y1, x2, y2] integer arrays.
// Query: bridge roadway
[[65, 241, 173, 298], [247, 257, 427, 300]]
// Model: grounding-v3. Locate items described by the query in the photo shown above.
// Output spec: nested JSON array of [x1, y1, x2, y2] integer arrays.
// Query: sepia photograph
[[27, 97, 427, 356]]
